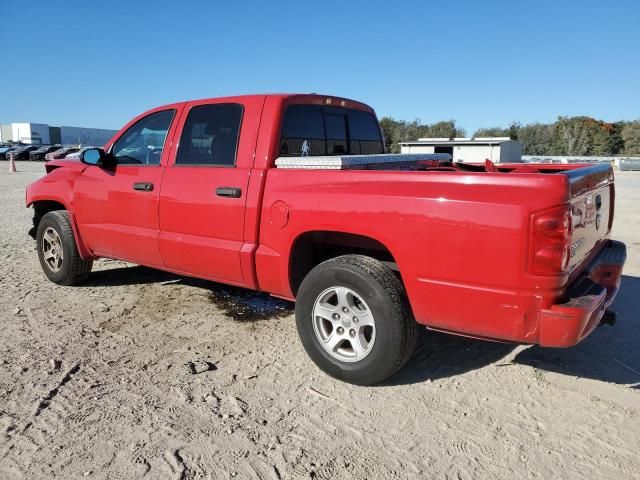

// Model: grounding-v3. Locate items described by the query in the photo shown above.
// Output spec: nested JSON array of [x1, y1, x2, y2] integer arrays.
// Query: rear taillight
[[528, 205, 572, 276]]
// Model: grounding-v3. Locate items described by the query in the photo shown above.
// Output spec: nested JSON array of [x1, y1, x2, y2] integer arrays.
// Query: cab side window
[[112, 109, 175, 165], [176, 103, 243, 166]]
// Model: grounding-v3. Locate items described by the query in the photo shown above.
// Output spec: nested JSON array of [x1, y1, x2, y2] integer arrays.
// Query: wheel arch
[[29, 199, 94, 260], [288, 230, 400, 296]]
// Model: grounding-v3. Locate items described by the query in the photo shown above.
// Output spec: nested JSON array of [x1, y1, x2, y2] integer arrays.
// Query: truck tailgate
[[565, 163, 614, 275]]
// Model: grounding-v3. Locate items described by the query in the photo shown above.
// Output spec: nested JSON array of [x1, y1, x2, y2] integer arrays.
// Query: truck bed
[[258, 160, 615, 345]]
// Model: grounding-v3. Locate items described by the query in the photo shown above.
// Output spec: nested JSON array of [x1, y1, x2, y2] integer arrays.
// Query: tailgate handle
[[595, 194, 602, 211], [133, 182, 154, 192], [216, 187, 242, 198]]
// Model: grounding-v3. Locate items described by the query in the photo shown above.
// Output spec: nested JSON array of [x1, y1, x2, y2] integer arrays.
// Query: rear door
[[157, 96, 264, 285]]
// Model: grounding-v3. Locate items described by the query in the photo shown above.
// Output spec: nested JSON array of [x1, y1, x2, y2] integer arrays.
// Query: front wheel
[[295, 255, 417, 385], [36, 211, 92, 285]]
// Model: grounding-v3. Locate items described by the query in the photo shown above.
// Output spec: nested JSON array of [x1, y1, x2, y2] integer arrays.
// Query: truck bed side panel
[[257, 169, 571, 342]]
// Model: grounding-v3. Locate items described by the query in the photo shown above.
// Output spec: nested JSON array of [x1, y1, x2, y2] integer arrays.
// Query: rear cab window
[[279, 104, 383, 157]]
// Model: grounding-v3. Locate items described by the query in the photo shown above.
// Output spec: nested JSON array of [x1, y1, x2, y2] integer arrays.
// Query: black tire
[[295, 255, 418, 385], [36, 211, 92, 285]]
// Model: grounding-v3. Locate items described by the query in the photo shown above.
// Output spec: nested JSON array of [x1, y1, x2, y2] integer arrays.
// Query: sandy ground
[[0, 162, 638, 480]]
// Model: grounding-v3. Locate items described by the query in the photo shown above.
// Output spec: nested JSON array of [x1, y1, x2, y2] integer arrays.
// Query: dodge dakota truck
[[26, 94, 626, 385]]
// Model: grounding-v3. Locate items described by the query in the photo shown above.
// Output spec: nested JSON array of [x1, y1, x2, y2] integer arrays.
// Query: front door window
[[111, 110, 175, 165]]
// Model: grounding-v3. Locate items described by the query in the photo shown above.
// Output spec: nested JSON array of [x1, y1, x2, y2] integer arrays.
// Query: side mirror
[[81, 148, 106, 166]]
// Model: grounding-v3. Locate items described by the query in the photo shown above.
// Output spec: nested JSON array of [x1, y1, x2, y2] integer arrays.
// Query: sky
[[1, 0, 639, 135]]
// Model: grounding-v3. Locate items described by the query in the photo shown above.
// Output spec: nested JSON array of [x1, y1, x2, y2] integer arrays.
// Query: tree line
[[380, 116, 640, 156]]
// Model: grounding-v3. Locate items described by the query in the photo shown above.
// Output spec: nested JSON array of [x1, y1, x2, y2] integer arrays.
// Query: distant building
[[59, 126, 117, 146], [11, 123, 51, 145], [0, 122, 117, 146], [399, 137, 523, 163], [0, 124, 13, 143]]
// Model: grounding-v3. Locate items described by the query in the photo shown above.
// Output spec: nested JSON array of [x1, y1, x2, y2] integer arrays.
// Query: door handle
[[133, 182, 154, 192], [216, 187, 242, 198]]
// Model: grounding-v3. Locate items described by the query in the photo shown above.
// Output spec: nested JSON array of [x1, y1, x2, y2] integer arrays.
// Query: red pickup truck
[[26, 94, 626, 385]]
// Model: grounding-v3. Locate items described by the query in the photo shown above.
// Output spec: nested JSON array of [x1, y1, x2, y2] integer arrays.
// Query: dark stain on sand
[[207, 287, 293, 322]]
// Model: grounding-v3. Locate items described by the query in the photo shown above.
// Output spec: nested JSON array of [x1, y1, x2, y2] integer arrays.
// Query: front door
[[157, 96, 263, 286], [74, 108, 181, 266]]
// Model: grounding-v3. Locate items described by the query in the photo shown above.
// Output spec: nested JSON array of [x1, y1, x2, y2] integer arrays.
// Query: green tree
[[589, 121, 624, 156], [622, 121, 640, 155], [379, 117, 402, 153], [473, 122, 520, 140], [424, 121, 465, 139], [508, 122, 521, 141], [473, 127, 510, 138], [610, 122, 627, 155], [553, 116, 596, 155], [518, 123, 555, 155]]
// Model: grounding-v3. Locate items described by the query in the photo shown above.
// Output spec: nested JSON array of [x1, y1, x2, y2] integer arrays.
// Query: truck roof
[[152, 93, 375, 114]]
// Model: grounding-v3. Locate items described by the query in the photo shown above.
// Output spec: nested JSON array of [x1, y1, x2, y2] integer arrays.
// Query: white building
[[399, 137, 523, 163], [11, 123, 51, 145]]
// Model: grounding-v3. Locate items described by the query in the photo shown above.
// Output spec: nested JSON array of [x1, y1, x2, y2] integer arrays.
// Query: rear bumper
[[539, 240, 626, 347]]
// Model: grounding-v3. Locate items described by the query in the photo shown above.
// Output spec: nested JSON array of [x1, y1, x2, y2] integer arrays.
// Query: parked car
[[0, 145, 18, 160], [8, 145, 39, 160], [44, 147, 80, 162], [29, 145, 63, 162], [64, 146, 97, 160], [25, 94, 626, 385]]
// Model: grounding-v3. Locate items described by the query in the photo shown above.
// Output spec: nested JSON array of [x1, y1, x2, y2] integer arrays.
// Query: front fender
[[26, 167, 95, 260], [26, 165, 81, 208]]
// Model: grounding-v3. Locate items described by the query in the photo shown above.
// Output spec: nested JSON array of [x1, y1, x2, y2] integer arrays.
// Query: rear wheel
[[295, 255, 417, 385], [36, 211, 92, 285]]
